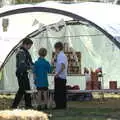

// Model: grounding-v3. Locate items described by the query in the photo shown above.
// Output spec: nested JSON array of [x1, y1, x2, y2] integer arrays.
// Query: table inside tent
[[48, 74, 86, 90]]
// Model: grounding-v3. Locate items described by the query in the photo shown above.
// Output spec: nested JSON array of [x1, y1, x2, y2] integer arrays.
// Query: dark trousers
[[54, 77, 67, 108], [12, 72, 32, 108]]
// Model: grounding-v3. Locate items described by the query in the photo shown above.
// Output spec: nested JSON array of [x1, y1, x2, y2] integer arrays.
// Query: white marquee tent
[[0, 1, 120, 91]]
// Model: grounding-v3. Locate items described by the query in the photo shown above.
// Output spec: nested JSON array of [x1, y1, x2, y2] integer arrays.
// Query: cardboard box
[[109, 81, 117, 89]]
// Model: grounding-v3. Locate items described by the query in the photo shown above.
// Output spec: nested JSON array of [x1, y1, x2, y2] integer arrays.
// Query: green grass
[[1, 95, 120, 120], [45, 101, 120, 120], [46, 107, 120, 120]]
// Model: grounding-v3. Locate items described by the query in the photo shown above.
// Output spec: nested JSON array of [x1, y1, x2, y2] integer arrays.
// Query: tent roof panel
[[0, 2, 120, 40], [0, 2, 120, 69]]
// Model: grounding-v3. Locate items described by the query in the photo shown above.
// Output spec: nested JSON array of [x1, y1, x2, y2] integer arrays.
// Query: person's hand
[[55, 73, 59, 78], [51, 58, 55, 65], [34, 80, 37, 85], [27, 69, 32, 73]]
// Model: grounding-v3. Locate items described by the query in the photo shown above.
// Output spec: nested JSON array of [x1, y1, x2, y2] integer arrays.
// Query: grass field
[[47, 100, 120, 120], [0, 94, 120, 120]]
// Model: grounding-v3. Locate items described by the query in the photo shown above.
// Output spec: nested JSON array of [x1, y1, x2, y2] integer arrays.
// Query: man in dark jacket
[[12, 38, 33, 109]]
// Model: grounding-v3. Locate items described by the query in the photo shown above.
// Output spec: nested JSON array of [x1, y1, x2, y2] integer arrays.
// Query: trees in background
[[1, 0, 114, 5], [15, 0, 46, 4], [14, 0, 102, 4]]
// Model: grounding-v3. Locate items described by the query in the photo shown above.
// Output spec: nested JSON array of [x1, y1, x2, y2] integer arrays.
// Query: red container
[[72, 85, 80, 90], [86, 81, 92, 90], [109, 81, 117, 89], [91, 72, 98, 81], [92, 81, 99, 90]]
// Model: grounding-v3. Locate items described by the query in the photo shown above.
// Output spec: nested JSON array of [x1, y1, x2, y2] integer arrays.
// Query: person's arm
[[28, 52, 34, 67], [55, 63, 65, 78], [55, 55, 66, 78], [47, 62, 52, 73], [51, 53, 57, 65], [32, 62, 37, 84], [16, 50, 27, 73]]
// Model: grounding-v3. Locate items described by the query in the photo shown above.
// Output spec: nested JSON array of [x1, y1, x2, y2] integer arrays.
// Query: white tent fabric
[[30, 23, 120, 90], [0, 2, 120, 91], [0, 12, 71, 66], [38, 1, 120, 41], [3, 21, 120, 91], [0, 2, 120, 67], [1, 1, 120, 39]]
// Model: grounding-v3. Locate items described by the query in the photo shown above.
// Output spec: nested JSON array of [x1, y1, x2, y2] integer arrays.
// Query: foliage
[[14, 0, 101, 4], [15, 0, 45, 4]]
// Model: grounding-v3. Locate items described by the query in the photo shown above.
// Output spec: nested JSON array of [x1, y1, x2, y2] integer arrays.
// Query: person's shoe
[[52, 107, 59, 110], [11, 106, 17, 109], [52, 107, 63, 110], [25, 106, 34, 110], [11, 105, 17, 109], [53, 106, 67, 110], [37, 105, 42, 111], [44, 104, 48, 110]]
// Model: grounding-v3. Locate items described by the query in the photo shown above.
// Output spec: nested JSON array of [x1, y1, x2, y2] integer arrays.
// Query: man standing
[[53, 42, 68, 109], [12, 38, 33, 109]]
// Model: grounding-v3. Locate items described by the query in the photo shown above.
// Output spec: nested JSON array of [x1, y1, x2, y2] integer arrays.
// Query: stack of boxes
[[67, 52, 81, 74], [86, 72, 118, 90], [52, 42, 81, 75], [91, 71, 99, 90], [86, 81, 92, 90], [86, 71, 101, 90]]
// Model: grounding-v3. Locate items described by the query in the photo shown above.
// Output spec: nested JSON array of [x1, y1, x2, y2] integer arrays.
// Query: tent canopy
[[0, 2, 120, 91], [0, 2, 120, 68]]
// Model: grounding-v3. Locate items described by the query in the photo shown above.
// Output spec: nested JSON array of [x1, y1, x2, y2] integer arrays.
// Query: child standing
[[53, 42, 68, 109], [33, 48, 51, 110]]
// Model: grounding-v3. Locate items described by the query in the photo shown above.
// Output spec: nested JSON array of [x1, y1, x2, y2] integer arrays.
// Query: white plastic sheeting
[[3, 23, 120, 91], [0, 13, 71, 91], [30, 24, 120, 89], [0, 12, 71, 66], [0, 2, 120, 91], [38, 1, 120, 42], [0, 2, 120, 67]]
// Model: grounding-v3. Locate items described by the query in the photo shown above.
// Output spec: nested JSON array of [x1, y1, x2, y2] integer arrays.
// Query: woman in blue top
[[33, 48, 51, 110]]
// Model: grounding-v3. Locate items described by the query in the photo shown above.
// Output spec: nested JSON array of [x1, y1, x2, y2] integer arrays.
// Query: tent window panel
[[3, 53, 18, 91]]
